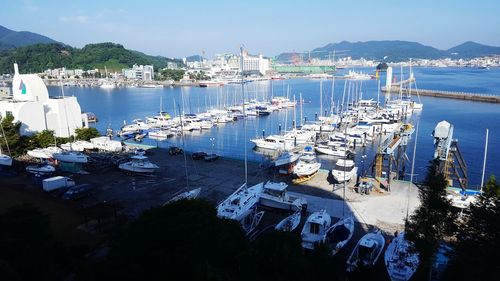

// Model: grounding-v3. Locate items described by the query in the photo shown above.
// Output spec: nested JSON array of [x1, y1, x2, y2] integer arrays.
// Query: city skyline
[[2, 0, 500, 58]]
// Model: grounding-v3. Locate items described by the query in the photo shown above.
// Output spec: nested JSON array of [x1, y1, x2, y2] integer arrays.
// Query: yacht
[[273, 151, 300, 167], [27, 146, 62, 159], [258, 181, 307, 212], [250, 135, 295, 151], [315, 141, 351, 157], [293, 149, 321, 177], [148, 130, 174, 139], [119, 155, 159, 173], [326, 216, 355, 256], [332, 159, 358, 183], [60, 141, 94, 152], [385, 232, 420, 281], [346, 229, 385, 272], [164, 188, 202, 205], [301, 210, 332, 250]]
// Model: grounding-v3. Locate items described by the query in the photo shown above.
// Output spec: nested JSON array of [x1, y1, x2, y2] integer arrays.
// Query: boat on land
[[26, 162, 56, 174], [258, 181, 307, 212], [27, 146, 62, 159], [53, 151, 89, 163], [346, 229, 385, 272], [275, 211, 301, 232], [217, 182, 263, 222], [0, 147, 12, 166], [293, 148, 321, 177], [301, 210, 332, 250], [273, 151, 300, 167], [118, 155, 159, 173], [326, 216, 355, 256], [332, 159, 358, 183], [384, 232, 419, 281], [164, 188, 202, 205]]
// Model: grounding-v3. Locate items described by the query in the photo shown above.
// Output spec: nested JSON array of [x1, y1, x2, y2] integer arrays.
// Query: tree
[[32, 130, 57, 148], [0, 115, 23, 157], [75, 127, 100, 141], [160, 69, 185, 81], [443, 175, 500, 281], [0, 204, 74, 281], [90, 199, 252, 281], [406, 159, 457, 276]]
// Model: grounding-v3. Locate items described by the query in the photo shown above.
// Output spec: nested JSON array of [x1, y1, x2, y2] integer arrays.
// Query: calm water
[[48, 67, 500, 187]]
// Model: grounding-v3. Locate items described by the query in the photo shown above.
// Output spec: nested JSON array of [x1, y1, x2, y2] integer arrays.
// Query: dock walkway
[[382, 86, 500, 103]]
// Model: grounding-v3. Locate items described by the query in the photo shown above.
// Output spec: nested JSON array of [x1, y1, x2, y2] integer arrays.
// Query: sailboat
[[384, 121, 420, 281], [326, 216, 355, 256], [275, 211, 301, 232], [216, 46, 265, 234], [164, 188, 202, 205], [100, 66, 116, 89], [119, 154, 159, 173]]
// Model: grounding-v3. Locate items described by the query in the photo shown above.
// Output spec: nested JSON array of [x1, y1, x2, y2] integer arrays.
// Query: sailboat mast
[[300, 92, 303, 126], [407, 121, 419, 225], [240, 46, 248, 186], [480, 128, 489, 191]]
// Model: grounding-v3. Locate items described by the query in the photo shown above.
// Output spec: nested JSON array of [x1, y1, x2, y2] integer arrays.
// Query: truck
[[42, 176, 76, 192]]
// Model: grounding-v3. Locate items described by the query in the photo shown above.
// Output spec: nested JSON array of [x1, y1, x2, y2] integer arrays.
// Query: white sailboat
[[100, 66, 116, 89], [275, 211, 301, 232], [346, 229, 386, 272], [53, 151, 89, 163], [118, 155, 159, 173], [26, 162, 56, 174], [326, 216, 355, 256], [385, 232, 419, 281], [301, 210, 332, 250], [164, 188, 202, 205]]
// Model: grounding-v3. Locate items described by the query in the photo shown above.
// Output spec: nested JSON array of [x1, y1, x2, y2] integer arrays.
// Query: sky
[[2, 0, 500, 58]]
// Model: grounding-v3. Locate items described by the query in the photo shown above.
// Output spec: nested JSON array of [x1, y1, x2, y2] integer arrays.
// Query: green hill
[[0, 42, 182, 74]]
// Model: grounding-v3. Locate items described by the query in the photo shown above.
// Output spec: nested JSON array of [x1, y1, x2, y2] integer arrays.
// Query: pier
[[382, 85, 500, 103]]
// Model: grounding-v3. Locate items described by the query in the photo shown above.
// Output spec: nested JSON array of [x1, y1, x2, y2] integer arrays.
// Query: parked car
[[62, 184, 93, 200], [168, 146, 183, 156], [192, 151, 207, 160], [204, 153, 219, 162]]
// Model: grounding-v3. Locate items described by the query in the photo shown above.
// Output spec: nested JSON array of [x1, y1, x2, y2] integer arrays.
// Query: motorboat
[[326, 216, 355, 256], [118, 155, 159, 173], [315, 142, 351, 157], [301, 210, 332, 250], [344, 70, 372, 80], [53, 151, 89, 163], [385, 232, 420, 281], [217, 182, 263, 222], [258, 181, 307, 212], [26, 162, 56, 174], [273, 151, 300, 167], [293, 148, 321, 177], [148, 130, 174, 139], [346, 229, 385, 272], [250, 135, 295, 151], [275, 211, 301, 232], [332, 159, 358, 183], [164, 188, 202, 205]]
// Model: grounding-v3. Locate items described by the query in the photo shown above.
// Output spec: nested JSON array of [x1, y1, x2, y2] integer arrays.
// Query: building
[[0, 64, 86, 137], [237, 52, 270, 76], [121, 64, 154, 81]]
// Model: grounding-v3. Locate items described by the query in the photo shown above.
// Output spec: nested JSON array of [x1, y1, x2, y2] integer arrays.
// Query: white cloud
[[59, 15, 89, 24]]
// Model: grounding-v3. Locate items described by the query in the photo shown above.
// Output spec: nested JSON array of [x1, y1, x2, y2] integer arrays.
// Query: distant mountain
[[0, 25, 58, 50], [0, 42, 182, 74], [185, 55, 204, 62], [275, 40, 500, 62], [447, 41, 500, 58]]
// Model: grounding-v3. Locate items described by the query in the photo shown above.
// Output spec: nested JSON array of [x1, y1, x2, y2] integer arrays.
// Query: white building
[[0, 64, 85, 137], [122, 64, 154, 81], [240, 52, 270, 75]]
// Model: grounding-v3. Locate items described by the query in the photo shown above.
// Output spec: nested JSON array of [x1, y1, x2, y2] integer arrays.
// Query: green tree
[[75, 127, 100, 141], [32, 130, 57, 148], [406, 159, 457, 276], [90, 199, 252, 281], [443, 175, 500, 281], [0, 204, 74, 281], [0, 115, 22, 157], [160, 69, 185, 81]]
